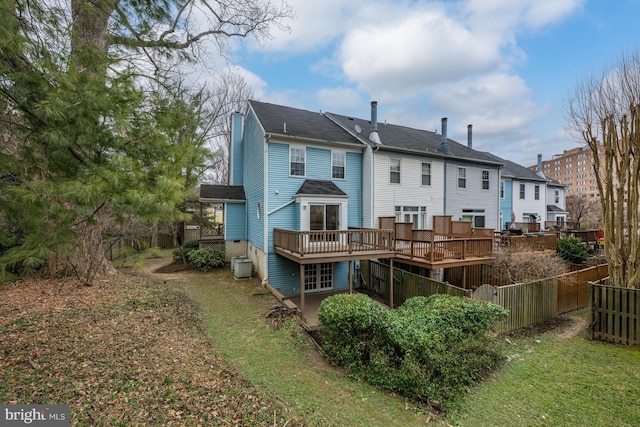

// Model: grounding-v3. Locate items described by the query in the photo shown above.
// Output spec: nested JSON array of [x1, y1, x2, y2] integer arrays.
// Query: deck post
[[348, 260, 353, 294], [300, 264, 305, 318], [389, 258, 394, 309]]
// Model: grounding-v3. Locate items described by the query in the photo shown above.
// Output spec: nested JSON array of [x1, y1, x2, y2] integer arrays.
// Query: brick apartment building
[[529, 145, 604, 200]]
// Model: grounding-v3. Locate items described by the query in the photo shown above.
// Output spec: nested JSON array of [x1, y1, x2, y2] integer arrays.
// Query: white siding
[[444, 161, 501, 230], [512, 179, 548, 223], [372, 152, 445, 229]]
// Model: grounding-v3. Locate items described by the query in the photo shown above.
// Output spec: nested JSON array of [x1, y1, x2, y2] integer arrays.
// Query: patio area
[[286, 290, 348, 331]]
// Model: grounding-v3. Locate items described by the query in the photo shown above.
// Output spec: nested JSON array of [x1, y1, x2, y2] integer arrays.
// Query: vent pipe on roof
[[440, 117, 452, 155], [467, 124, 472, 149], [369, 101, 381, 144], [536, 154, 546, 178]]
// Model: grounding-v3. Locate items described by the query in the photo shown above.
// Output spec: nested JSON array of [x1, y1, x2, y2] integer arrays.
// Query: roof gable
[[295, 179, 347, 197], [249, 100, 361, 146]]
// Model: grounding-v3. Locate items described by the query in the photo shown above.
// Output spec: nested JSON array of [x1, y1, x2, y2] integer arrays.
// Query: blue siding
[[243, 110, 265, 251], [500, 180, 513, 230], [225, 203, 246, 240], [264, 140, 363, 298]]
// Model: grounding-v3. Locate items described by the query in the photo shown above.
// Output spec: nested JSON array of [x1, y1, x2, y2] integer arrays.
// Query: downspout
[[263, 135, 269, 283], [443, 160, 447, 215]]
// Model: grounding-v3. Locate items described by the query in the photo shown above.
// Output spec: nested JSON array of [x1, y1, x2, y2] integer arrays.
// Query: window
[[462, 209, 485, 228], [555, 190, 560, 203], [482, 170, 490, 190], [310, 204, 339, 231], [389, 158, 400, 184], [519, 183, 525, 199], [457, 167, 466, 189], [421, 162, 431, 186], [290, 146, 305, 176], [395, 206, 426, 229], [534, 185, 540, 200], [500, 180, 505, 199], [304, 263, 333, 292], [332, 151, 345, 179]]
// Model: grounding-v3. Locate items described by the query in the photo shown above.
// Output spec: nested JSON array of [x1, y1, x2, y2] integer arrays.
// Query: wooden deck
[[287, 290, 349, 331], [273, 228, 396, 263]]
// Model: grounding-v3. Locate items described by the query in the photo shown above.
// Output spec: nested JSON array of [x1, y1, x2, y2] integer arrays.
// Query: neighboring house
[[200, 100, 517, 322], [327, 103, 503, 230], [483, 153, 550, 231], [546, 179, 568, 228]]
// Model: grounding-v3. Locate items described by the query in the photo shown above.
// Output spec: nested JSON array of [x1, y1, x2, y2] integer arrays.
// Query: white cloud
[[339, 9, 501, 97], [228, 0, 587, 165]]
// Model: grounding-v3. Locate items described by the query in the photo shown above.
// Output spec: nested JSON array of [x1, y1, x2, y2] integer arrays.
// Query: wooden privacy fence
[[361, 260, 607, 334], [557, 264, 608, 314], [589, 283, 639, 345], [105, 234, 175, 260], [360, 260, 471, 306], [473, 281, 556, 334]]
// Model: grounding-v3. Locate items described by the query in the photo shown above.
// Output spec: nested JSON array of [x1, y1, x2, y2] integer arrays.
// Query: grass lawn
[[2, 251, 639, 426]]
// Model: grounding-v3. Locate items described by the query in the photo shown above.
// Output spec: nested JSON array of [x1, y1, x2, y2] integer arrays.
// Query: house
[[483, 153, 551, 232], [327, 102, 503, 231], [546, 179, 567, 229], [200, 100, 516, 326]]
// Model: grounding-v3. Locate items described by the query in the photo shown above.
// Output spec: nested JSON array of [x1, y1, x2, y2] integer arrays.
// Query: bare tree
[[567, 50, 640, 288], [565, 194, 593, 226], [490, 249, 568, 285], [204, 71, 256, 184]]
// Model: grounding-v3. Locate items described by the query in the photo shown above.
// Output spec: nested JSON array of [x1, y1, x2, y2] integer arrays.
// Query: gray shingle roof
[[296, 179, 347, 196], [199, 185, 246, 201], [249, 100, 361, 146], [547, 204, 567, 213], [326, 112, 502, 165], [481, 152, 548, 182]]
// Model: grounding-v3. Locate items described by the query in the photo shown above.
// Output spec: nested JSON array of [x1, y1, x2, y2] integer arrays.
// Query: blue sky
[[217, 0, 640, 166]]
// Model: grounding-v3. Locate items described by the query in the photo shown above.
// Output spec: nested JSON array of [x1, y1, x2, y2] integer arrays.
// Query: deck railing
[[495, 233, 557, 252], [275, 227, 494, 262], [396, 236, 494, 262], [273, 228, 395, 256]]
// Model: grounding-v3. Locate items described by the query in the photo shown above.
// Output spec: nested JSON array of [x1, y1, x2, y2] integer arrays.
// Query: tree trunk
[[43, 222, 117, 284]]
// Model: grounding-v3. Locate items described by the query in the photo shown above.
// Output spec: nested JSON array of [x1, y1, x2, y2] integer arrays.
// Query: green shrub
[[187, 246, 225, 272], [557, 236, 590, 264], [317, 293, 389, 371], [172, 240, 200, 264], [318, 293, 508, 410]]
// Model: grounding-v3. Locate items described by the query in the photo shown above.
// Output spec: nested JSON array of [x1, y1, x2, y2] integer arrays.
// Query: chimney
[[467, 124, 472, 149], [369, 101, 381, 144], [440, 117, 452, 155], [536, 154, 546, 178]]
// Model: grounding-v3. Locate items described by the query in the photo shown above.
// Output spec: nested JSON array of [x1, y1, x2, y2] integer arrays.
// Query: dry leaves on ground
[[0, 274, 301, 426]]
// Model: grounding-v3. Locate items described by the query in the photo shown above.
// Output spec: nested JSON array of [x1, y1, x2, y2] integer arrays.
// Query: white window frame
[[394, 205, 426, 229], [458, 167, 466, 189], [421, 162, 431, 186], [534, 184, 540, 200], [482, 170, 490, 190], [500, 180, 505, 199], [519, 183, 525, 199], [289, 145, 306, 177], [462, 208, 485, 228], [331, 151, 345, 180], [555, 190, 559, 204], [389, 158, 401, 184]]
